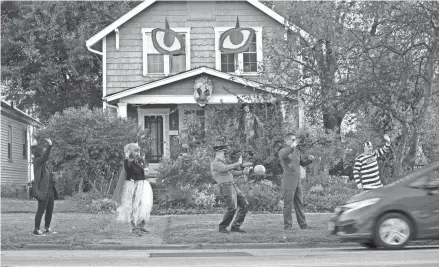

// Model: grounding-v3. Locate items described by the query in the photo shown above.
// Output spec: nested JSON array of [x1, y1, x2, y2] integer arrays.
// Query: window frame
[[7, 125, 12, 160], [23, 129, 27, 159], [142, 27, 191, 76], [214, 26, 263, 75]]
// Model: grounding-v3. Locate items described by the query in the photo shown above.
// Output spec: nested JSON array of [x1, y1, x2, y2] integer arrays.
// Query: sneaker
[[132, 229, 143, 237], [219, 228, 230, 234], [44, 228, 57, 235], [32, 229, 46, 236], [139, 227, 149, 233], [230, 228, 246, 233]]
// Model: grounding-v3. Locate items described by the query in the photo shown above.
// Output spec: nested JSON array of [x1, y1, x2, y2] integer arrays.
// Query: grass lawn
[[1, 198, 340, 249], [165, 213, 337, 245], [1, 198, 82, 213], [1, 213, 169, 249]]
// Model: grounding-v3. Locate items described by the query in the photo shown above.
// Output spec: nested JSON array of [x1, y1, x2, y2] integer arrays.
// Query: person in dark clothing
[[32, 138, 59, 236], [278, 133, 315, 230]]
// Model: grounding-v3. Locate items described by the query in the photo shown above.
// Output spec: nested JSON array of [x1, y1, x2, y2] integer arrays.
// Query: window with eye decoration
[[243, 34, 257, 73], [217, 27, 261, 74], [170, 34, 186, 74], [144, 30, 188, 75], [145, 32, 165, 74]]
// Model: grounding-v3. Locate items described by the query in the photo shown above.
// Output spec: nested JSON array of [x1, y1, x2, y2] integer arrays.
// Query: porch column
[[117, 102, 127, 118]]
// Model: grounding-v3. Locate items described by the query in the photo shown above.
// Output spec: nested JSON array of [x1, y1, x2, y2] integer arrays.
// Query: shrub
[[157, 146, 213, 187], [65, 192, 116, 214], [302, 173, 357, 212], [34, 106, 150, 198], [238, 180, 283, 212], [155, 186, 195, 209], [1, 184, 23, 199]]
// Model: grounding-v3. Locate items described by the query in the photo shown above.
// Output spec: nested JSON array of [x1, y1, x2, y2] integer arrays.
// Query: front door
[[144, 115, 164, 163]]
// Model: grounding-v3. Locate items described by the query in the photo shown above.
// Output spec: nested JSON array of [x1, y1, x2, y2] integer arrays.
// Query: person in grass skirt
[[113, 143, 153, 236]]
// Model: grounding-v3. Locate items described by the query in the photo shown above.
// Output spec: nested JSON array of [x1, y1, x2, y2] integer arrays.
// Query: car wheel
[[360, 241, 377, 249], [373, 212, 413, 250]]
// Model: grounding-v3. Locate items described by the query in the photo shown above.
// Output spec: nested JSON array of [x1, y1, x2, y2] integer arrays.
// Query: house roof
[[104, 66, 291, 102], [85, 0, 312, 50], [1, 100, 43, 127]]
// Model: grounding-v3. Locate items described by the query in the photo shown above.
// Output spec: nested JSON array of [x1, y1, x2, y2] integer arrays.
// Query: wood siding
[[105, 1, 285, 95], [1, 114, 30, 186], [134, 75, 261, 96]]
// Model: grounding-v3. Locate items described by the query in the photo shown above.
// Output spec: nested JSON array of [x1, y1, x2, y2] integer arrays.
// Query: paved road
[[2, 246, 439, 267]]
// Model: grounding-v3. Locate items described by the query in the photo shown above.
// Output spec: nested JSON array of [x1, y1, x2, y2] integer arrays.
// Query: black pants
[[283, 184, 307, 229], [218, 184, 248, 230], [34, 189, 54, 230]]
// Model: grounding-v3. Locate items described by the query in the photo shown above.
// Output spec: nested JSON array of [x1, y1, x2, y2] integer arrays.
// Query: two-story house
[[86, 0, 307, 174]]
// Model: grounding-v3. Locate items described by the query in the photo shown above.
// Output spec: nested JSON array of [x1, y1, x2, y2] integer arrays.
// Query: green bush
[[65, 192, 117, 214], [34, 106, 150, 198], [157, 146, 213, 187], [302, 173, 357, 212], [1, 184, 23, 199], [238, 180, 283, 212]]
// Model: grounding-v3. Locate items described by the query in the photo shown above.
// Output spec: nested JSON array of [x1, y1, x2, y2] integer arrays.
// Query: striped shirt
[[353, 142, 390, 190]]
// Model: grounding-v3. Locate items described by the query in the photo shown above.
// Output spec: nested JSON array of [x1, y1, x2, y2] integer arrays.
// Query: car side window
[[426, 170, 439, 189], [409, 176, 428, 189]]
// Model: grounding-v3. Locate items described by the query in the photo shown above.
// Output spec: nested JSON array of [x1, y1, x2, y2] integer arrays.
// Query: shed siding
[[1, 114, 29, 186]]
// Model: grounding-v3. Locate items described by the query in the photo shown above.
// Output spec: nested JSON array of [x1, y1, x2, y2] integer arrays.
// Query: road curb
[[196, 242, 358, 249], [16, 242, 358, 250], [83, 244, 197, 250]]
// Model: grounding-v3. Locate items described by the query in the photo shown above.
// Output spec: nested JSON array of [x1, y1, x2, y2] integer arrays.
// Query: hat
[[363, 141, 373, 147], [213, 145, 227, 152], [124, 143, 141, 154]]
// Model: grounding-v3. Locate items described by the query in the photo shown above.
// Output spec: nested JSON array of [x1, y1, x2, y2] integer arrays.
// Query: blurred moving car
[[329, 161, 439, 249]]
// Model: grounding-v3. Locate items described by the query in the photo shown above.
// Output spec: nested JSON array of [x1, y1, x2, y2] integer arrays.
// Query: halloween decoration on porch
[[194, 76, 213, 107], [113, 143, 153, 236], [151, 18, 185, 55], [219, 17, 255, 54], [243, 105, 263, 142]]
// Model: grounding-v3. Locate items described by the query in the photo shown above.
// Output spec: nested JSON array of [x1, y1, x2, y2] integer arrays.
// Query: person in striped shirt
[[353, 134, 391, 190]]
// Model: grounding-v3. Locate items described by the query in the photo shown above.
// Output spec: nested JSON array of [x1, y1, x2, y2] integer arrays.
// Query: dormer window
[[214, 27, 262, 75], [142, 28, 191, 75]]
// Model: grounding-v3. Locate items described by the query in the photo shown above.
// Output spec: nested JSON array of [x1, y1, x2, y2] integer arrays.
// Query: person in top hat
[[353, 134, 391, 191], [211, 144, 252, 234]]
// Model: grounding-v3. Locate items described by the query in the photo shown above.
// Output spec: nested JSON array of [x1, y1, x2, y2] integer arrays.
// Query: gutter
[[86, 44, 103, 56]]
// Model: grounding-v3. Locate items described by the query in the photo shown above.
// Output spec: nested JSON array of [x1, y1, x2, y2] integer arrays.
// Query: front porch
[[103, 67, 303, 174]]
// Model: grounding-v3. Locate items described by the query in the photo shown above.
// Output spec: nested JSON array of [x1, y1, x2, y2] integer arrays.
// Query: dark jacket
[[124, 159, 147, 181], [33, 145, 59, 200], [278, 146, 313, 189]]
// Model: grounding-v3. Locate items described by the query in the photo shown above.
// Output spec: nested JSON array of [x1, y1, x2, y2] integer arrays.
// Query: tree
[[262, 1, 358, 134], [1, 1, 138, 121], [34, 107, 150, 196], [344, 1, 439, 176], [262, 1, 439, 178]]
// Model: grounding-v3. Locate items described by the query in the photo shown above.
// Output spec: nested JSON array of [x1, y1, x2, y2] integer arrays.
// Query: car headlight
[[340, 198, 380, 214]]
